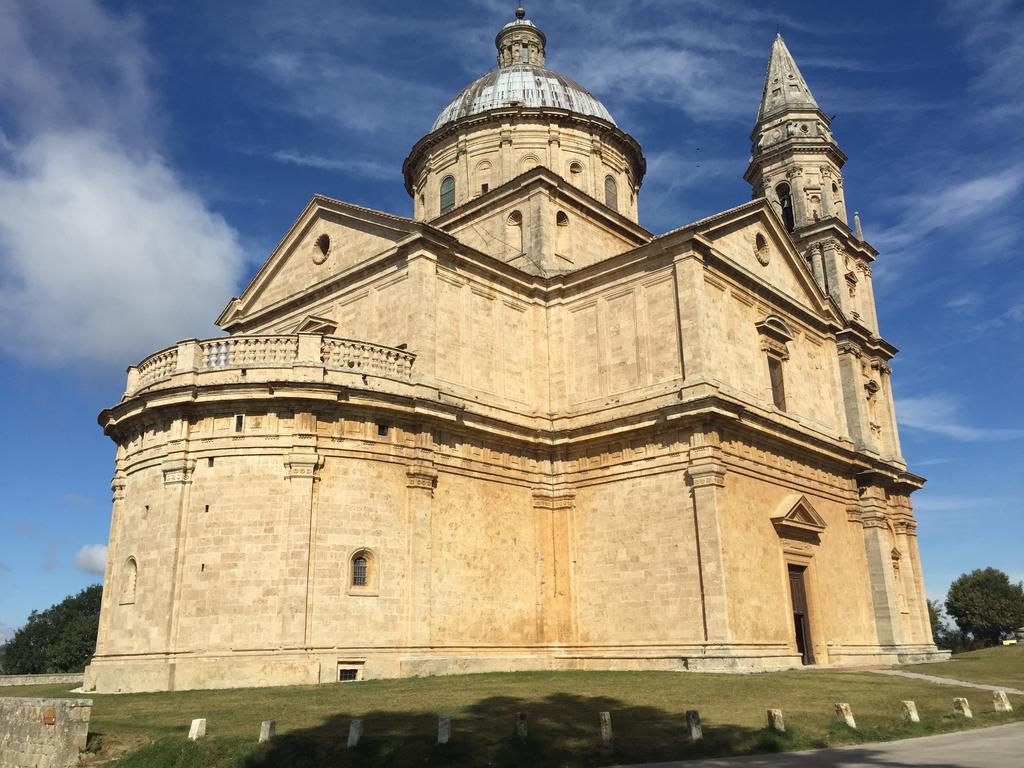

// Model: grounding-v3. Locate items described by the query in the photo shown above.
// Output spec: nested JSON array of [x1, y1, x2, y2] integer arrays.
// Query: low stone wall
[[0, 698, 92, 768], [0, 673, 84, 688]]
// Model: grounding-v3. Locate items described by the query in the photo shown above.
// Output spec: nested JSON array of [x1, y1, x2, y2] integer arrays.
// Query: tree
[[945, 568, 1024, 646], [0, 585, 102, 674]]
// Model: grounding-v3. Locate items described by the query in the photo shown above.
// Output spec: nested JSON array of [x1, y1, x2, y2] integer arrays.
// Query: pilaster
[[94, 468, 127, 656], [686, 425, 731, 644], [857, 479, 903, 647], [532, 489, 575, 644], [405, 431, 437, 647], [278, 412, 322, 648]]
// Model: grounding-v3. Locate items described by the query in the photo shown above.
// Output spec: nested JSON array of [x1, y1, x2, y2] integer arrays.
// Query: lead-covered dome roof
[[430, 7, 616, 133], [432, 65, 616, 132]]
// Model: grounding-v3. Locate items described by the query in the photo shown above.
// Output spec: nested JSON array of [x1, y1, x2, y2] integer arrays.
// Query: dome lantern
[[496, 6, 546, 67]]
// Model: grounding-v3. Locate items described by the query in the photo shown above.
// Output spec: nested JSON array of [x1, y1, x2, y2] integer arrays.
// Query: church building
[[85, 8, 946, 692]]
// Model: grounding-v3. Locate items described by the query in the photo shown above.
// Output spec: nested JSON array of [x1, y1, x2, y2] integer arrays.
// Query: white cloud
[[897, 394, 1024, 441], [0, 132, 246, 365], [74, 544, 108, 576], [271, 150, 395, 181], [0, 0, 246, 368]]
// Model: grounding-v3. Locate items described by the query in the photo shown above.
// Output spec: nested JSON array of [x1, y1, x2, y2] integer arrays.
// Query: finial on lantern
[[515, 6, 526, 20]]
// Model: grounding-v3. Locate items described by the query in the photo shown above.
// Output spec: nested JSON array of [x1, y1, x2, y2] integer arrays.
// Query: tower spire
[[757, 34, 820, 122]]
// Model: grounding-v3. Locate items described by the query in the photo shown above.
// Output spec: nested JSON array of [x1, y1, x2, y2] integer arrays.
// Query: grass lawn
[[904, 644, 1024, 690], [3, 662, 1022, 767]]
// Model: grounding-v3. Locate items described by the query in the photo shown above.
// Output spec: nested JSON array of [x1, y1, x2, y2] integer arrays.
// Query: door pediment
[[772, 494, 827, 543]]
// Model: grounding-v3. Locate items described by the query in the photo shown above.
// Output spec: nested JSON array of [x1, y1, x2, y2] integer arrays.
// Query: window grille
[[352, 557, 368, 587], [339, 668, 359, 682]]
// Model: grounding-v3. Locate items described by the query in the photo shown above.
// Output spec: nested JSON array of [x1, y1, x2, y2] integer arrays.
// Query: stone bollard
[[834, 703, 856, 729], [599, 711, 613, 750], [259, 720, 275, 743], [686, 710, 703, 742], [900, 701, 920, 723], [514, 711, 528, 741], [953, 698, 972, 719], [438, 715, 452, 745], [767, 709, 785, 733], [347, 718, 363, 748], [188, 718, 206, 741], [993, 691, 1013, 713]]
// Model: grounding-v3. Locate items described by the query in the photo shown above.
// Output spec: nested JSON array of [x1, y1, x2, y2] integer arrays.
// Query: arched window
[[569, 161, 584, 188], [348, 549, 378, 595], [440, 175, 456, 215], [604, 175, 618, 212], [506, 210, 524, 258], [120, 557, 138, 605], [475, 160, 492, 196], [776, 183, 795, 231], [556, 211, 570, 259]]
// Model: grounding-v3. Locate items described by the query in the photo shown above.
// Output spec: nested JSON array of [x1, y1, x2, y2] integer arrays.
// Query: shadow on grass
[[235, 692, 817, 768]]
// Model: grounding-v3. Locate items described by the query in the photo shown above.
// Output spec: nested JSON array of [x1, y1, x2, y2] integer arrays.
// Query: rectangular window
[[768, 356, 787, 411], [521, 43, 529, 63], [338, 668, 359, 682], [377, 423, 389, 437], [481, 183, 489, 194], [234, 414, 244, 433], [207, 457, 214, 468]]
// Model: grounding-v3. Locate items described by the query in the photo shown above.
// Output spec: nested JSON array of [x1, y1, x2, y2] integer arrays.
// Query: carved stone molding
[[284, 452, 322, 480], [161, 458, 195, 486], [406, 462, 438, 495], [688, 464, 726, 488], [531, 489, 576, 510], [836, 341, 862, 358], [111, 474, 127, 503]]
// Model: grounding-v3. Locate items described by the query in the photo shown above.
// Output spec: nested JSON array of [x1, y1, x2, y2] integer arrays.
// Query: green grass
[[3, 663, 1023, 767], [905, 644, 1024, 690]]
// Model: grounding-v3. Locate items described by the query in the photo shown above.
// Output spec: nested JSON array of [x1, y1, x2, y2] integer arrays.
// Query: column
[[687, 426, 731, 645], [532, 489, 575, 644], [836, 342, 871, 450], [94, 467, 127, 656], [278, 412, 321, 648], [163, 418, 195, 663], [405, 431, 437, 647], [673, 252, 709, 383], [857, 480, 903, 648]]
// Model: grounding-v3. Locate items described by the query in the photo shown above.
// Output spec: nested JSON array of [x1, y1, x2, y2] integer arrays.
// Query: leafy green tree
[[945, 568, 1024, 646], [0, 585, 102, 674]]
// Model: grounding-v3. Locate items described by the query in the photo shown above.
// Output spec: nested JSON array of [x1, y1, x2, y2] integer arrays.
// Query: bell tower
[[745, 34, 879, 336], [747, 35, 899, 461]]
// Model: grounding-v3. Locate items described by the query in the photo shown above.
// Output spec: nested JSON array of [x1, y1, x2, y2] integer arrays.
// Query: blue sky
[[0, 0, 1021, 638]]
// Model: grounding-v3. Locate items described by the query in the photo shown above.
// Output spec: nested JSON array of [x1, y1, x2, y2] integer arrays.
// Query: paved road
[[613, 722, 1024, 768]]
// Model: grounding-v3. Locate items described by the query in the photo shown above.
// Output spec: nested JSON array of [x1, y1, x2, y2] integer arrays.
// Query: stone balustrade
[[125, 334, 416, 396]]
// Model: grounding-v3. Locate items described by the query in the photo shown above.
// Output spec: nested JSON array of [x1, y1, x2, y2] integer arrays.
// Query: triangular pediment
[[433, 165, 653, 274], [217, 196, 420, 331], [688, 201, 834, 322], [294, 314, 338, 335], [772, 494, 828, 536]]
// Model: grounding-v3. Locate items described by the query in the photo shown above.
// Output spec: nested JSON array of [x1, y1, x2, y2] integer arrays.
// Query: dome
[[431, 65, 616, 132]]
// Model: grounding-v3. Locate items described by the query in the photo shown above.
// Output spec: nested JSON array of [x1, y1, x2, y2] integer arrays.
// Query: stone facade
[[84, 10, 946, 693], [0, 698, 92, 768]]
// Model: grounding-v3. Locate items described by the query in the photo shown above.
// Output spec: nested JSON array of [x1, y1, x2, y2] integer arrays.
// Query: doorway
[[788, 564, 815, 665]]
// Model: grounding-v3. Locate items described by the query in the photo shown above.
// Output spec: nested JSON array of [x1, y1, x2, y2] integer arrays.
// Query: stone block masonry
[[0, 698, 92, 768], [0, 674, 84, 688]]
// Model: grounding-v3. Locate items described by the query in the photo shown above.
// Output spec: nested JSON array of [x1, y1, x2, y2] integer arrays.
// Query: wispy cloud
[[271, 150, 395, 181], [74, 544, 107, 576], [897, 394, 1024, 441], [945, 292, 982, 311]]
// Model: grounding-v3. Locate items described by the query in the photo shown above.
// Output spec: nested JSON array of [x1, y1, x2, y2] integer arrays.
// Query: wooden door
[[788, 564, 814, 665]]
